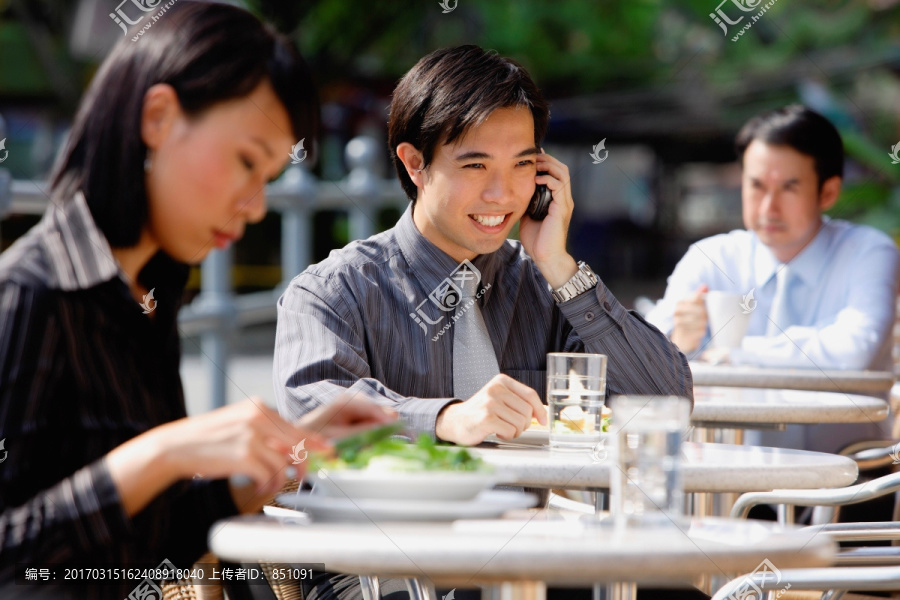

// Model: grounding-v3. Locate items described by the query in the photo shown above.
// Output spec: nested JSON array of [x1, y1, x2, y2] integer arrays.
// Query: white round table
[[472, 441, 858, 492], [691, 386, 889, 429], [689, 363, 894, 395], [208, 514, 835, 600]]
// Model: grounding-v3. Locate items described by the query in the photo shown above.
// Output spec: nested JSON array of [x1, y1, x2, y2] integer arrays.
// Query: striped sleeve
[[0, 459, 131, 563], [558, 281, 694, 406], [0, 282, 132, 563], [273, 274, 458, 434]]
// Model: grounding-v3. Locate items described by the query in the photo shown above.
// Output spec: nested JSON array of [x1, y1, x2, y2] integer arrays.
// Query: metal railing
[[0, 135, 408, 411]]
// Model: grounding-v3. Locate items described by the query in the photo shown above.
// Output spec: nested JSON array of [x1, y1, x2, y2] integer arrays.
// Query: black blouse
[[0, 192, 238, 599]]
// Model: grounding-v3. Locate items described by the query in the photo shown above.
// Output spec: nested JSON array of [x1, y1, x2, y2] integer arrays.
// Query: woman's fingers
[[298, 395, 398, 438]]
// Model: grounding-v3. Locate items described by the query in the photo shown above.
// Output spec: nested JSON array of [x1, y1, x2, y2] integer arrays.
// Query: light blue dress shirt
[[646, 218, 899, 452], [647, 217, 899, 372]]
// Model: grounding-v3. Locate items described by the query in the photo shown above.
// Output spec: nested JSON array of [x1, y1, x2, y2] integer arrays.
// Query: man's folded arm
[[272, 279, 459, 434], [557, 280, 694, 405]]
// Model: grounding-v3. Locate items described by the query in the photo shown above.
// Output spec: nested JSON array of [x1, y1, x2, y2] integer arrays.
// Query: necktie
[[452, 269, 500, 400], [766, 264, 795, 336]]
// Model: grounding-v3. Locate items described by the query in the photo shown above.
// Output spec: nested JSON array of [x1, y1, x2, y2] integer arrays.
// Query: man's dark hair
[[51, 1, 320, 248], [388, 45, 550, 202], [735, 105, 843, 189]]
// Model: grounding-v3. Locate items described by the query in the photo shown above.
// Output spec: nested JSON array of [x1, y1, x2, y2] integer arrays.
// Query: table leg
[[359, 575, 380, 600], [776, 504, 795, 526], [691, 490, 714, 595], [606, 582, 636, 600], [592, 582, 636, 600], [485, 582, 546, 600], [404, 578, 436, 600]]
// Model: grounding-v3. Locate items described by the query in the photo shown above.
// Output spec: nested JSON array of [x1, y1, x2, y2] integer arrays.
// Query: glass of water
[[547, 353, 607, 452], [609, 395, 690, 527]]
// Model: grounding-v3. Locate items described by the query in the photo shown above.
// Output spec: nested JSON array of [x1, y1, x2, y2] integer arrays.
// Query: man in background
[[647, 105, 899, 451]]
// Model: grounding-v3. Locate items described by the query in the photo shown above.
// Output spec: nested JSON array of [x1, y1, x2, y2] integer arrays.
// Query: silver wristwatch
[[551, 261, 598, 303]]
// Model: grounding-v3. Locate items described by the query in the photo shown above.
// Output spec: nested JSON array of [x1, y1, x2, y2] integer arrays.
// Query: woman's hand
[[106, 395, 397, 517], [299, 393, 397, 441], [107, 398, 326, 516]]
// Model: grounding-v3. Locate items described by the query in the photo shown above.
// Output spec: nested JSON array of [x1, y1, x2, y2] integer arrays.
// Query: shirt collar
[[40, 191, 127, 291], [753, 217, 832, 288], [752, 236, 781, 289], [395, 204, 501, 303], [785, 217, 833, 286]]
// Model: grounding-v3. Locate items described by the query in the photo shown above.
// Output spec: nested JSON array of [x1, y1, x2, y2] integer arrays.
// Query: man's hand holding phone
[[519, 151, 579, 289]]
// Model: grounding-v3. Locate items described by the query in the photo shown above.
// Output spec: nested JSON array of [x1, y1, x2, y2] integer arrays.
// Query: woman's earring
[[144, 151, 153, 173]]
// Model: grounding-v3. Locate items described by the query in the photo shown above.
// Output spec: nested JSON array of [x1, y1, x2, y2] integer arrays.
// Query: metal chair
[[711, 471, 900, 599], [711, 566, 900, 600]]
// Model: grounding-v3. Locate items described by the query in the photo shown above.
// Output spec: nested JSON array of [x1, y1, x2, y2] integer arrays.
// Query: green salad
[[310, 423, 488, 473]]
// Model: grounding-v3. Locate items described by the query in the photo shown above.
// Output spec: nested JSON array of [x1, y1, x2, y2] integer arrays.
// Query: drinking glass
[[609, 395, 690, 527], [547, 353, 608, 452]]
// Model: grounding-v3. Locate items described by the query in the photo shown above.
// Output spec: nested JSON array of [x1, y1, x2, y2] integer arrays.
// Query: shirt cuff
[[555, 281, 627, 343], [398, 396, 462, 439], [70, 458, 135, 550]]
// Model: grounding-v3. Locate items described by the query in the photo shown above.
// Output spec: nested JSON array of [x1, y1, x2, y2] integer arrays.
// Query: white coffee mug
[[705, 291, 751, 349]]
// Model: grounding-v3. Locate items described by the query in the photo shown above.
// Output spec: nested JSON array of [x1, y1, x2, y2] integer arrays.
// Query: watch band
[[551, 261, 598, 303]]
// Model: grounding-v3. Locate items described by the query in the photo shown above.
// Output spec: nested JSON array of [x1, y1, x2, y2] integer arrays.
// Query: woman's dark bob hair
[[51, 0, 319, 248]]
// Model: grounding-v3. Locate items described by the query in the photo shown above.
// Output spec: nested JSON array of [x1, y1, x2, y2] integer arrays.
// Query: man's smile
[[469, 213, 511, 230]]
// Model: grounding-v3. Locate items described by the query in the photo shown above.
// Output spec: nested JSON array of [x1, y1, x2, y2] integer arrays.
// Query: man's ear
[[395, 142, 427, 188], [818, 175, 842, 212], [141, 83, 181, 151]]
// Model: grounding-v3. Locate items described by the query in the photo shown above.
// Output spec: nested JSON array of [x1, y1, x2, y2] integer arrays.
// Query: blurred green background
[[1, 0, 898, 301]]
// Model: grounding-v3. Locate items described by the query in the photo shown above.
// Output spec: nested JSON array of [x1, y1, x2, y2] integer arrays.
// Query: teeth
[[472, 214, 505, 227]]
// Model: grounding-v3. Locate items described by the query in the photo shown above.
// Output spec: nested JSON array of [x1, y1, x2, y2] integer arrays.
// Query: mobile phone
[[527, 171, 552, 220]]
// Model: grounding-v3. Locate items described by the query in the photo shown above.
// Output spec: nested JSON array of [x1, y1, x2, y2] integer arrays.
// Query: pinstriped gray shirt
[[274, 205, 692, 434], [0, 192, 237, 598]]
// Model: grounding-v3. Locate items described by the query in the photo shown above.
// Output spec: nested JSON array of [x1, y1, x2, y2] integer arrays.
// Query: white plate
[[306, 469, 499, 501], [276, 490, 537, 522]]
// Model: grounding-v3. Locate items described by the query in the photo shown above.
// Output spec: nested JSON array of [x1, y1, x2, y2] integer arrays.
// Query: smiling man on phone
[[273, 45, 692, 448]]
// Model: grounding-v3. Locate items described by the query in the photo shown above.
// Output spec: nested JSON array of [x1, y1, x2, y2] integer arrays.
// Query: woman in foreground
[[0, 3, 392, 598]]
